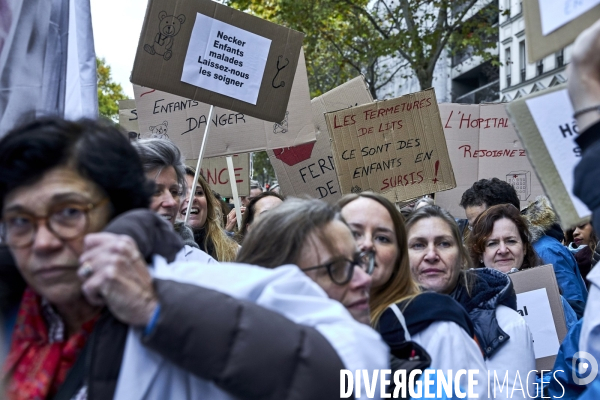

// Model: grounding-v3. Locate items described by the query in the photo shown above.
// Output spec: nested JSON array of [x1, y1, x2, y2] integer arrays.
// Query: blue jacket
[[548, 319, 585, 399], [533, 235, 588, 318]]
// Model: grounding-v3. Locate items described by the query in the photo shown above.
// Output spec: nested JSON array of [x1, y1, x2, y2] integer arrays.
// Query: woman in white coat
[[407, 205, 536, 399], [339, 192, 488, 398]]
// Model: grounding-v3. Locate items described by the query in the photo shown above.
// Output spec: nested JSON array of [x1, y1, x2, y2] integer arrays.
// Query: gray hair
[[132, 138, 186, 193]]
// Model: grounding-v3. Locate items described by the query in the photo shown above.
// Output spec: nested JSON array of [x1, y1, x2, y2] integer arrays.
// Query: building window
[[505, 47, 512, 87], [556, 49, 564, 67], [506, 0, 511, 14], [536, 59, 544, 76], [519, 40, 526, 82], [519, 1, 523, 14]]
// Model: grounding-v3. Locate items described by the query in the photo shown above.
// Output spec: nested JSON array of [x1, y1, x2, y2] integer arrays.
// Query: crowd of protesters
[[1, 17, 600, 400]]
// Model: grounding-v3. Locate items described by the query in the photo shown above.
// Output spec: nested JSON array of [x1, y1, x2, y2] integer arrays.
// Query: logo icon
[[572, 351, 599, 385]]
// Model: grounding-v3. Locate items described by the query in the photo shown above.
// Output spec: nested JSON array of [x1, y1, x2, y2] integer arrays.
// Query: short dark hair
[[0, 117, 152, 217], [239, 192, 285, 238], [459, 178, 520, 210]]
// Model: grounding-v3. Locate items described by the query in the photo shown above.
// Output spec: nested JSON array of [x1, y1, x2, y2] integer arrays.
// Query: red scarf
[[3, 288, 98, 400]]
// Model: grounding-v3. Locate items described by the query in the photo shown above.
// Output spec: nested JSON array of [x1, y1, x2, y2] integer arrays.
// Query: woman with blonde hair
[[179, 166, 238, 261], [338, 193, 488, 397]]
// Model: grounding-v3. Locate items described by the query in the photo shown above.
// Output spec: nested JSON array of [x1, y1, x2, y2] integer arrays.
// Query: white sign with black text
[[181, 13, 272, 105], [525, 89, 591, 218], [516, 288, 560, 359]]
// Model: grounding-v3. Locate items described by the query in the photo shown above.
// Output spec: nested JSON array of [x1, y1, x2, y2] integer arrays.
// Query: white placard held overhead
[[181, 13, 272, 105], [516, 288, 560, 359], [539, 0, 600, 36], [525, 89, 591, 218]]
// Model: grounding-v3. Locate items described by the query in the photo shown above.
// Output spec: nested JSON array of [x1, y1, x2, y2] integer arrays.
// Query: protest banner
[[118, 99, 140, 140], [267, 76, 373, 203], [523, 0, 600, 62], [506, 84, 591, 228], [435, 103, 544, 218], [131, 0, 304, 123], [324, 88, 456, 202], [133, 49, 315, 160], [508, 265, 568, 371], [188, 154, 250, 198]]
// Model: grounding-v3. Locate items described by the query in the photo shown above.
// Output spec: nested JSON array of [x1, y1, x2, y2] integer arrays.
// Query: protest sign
[[267, 76, 373, 203], [118, 99, 140, 140], [133, 50, 315, 159], [506, 84, 591, 228], [508, 265, 568, 371], [435, 103, 544, 218], [188, 154, 250, 198], [324, 88, 456, 202], [131, 0, 304, 122], [523, 0, 600, 62]]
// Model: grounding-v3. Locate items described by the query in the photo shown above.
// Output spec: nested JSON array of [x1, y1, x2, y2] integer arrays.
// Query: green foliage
[[226, 0, 502, 97], [252, 151, 276, 187], [97, 57, 126, 121]]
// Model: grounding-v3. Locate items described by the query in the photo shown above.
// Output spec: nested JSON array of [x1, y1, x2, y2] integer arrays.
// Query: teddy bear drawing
[[144, 11, 186, 61], [149, 121, 169, 140]]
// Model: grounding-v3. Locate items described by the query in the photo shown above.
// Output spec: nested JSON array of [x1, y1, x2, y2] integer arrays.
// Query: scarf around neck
[[3, 288, 98, 400]]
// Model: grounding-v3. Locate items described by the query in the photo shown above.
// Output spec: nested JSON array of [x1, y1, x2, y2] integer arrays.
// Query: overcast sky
[[90, 0, 148, 98]]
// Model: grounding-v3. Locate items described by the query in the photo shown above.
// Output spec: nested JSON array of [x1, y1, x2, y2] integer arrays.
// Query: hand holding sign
[[568, 19, 600, 131]]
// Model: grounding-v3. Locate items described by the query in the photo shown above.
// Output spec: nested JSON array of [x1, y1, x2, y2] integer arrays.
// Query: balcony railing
[[454, 80, 500, 104]]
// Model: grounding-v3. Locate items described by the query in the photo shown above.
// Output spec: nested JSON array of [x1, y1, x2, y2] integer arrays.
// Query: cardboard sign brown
[[267, 76, 373, 203], [506, 84, 591, 228], [435, 103, 544, 218], [187, 154, 250, 198], [508, 265, 568, 371], [118, 99, 140, 139], [133, 50, 315, 159], [523, 0, 600, 62], [324, 88, 456, 202], [131, 0, 304, 122]]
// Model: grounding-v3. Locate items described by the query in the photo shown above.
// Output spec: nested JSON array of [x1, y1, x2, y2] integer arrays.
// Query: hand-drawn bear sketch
[[144, 11, 186, 61], [149, 121, 169, 139], [273, 112, 289, 134]]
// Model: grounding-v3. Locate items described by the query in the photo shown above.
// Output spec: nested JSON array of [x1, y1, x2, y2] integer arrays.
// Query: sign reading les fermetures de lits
[[131, 0, 304, 122], [325, 88, 456, 202]]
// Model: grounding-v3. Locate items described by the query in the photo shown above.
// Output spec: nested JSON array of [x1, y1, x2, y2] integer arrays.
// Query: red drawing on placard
[[140, 89, 156, 97], [432, 160, 440, 184], [273, 142, 316, 166]]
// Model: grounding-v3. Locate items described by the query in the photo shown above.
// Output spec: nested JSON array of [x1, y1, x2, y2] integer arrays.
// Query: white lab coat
[[113, 258, 389, 400]]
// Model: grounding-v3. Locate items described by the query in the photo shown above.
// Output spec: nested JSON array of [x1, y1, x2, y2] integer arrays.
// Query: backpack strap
[[388, 303, 411, 341]]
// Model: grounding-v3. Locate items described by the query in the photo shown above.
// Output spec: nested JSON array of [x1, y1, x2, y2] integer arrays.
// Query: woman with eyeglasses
[[237, 198, 376, 324], [338, 193, 488, 397], [0, 118, 387, 400]]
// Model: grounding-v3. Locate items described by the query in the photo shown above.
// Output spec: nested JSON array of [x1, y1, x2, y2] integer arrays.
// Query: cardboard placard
[[187, 154, 250, 198], [267, 76, 374, 203], [506, 84, 591, 228], [133, 50, 315, 159], [508, 265, 568, 371], [435, 103, 544, 218], [131, 0, 304, 122], [118, 99, 140, 139], [523, 0, 600, 62], [324, 88, 456, 202]]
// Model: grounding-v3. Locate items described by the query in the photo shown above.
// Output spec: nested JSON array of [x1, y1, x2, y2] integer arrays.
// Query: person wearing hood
[[567, 18, 600, 397], [521, 196, 588, 318], [406, 205, 536, 399]]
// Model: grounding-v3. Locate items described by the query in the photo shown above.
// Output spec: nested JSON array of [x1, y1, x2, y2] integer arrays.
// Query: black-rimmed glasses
[[0, 198, 109, 248], [301, 251, 375, 286]]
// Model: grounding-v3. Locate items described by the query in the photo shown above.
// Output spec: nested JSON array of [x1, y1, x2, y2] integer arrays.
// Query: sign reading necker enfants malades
[[325, 88, 456, 202], [181, 14, 271, 105]]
